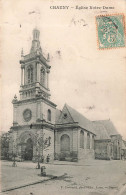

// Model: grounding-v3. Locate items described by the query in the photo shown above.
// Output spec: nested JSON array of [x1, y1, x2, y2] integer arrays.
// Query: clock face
[[23, 109, 32, 122]]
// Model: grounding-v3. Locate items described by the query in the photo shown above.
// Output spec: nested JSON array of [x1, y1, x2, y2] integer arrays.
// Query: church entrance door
[[24, 138, 33, 160]]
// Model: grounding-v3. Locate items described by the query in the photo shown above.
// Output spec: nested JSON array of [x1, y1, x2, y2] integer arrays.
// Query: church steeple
[[19, 28, 51, 101], [33, 28, 40, 40], [30, 28, 42, 54]]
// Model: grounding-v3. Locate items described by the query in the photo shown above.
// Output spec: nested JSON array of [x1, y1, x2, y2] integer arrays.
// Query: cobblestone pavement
[[0, 160, 126, 195]]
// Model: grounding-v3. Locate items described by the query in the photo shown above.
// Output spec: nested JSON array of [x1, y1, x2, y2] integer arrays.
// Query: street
[[0, 160, 126, 195]]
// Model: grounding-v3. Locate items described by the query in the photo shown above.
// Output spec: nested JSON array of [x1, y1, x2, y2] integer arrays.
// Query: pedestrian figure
[[41, 155, 44, 163], [46, 154, 50, 163]]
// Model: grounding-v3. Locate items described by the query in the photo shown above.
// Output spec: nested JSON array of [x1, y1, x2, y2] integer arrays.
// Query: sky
[[1, 0, 126, 139]]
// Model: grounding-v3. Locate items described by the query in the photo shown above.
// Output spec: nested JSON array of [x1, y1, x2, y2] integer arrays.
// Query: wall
[[55, 128, 78, 161], [14, 101, 37, 126], [41, 101, 56, 124], [95, 135, 122, 160], [13, 99, 56, 126], [111, 135, 122, 160], [9, 126, 54, 162], [94, 140, 110, 160], [78, 129, 95, 161], [55, 128, 95, 161]]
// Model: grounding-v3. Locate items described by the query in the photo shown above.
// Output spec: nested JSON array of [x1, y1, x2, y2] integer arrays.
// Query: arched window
[[80, 130, 84, 148], [40, 68, 45, 86], [60, 134, 70, 152], [27, 66, 33, 83], [47, 109, 51, 121], [87, 133, 90, 149]]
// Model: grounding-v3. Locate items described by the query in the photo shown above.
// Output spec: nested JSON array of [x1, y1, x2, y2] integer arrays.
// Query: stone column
[[13, 105, 18, 125], [92, 135, 94, 149], [55, 130, 60, 159], [72, 129, 78, 160], [23, 67, 27, 85], [90, 134, 92, 149], [77, 129, 80, 151], [47, 69, 50, 89], [36, 63, 39, 82], [36, 102, 41, 120], [107, 143, 111, 160], [23, 68, 24, 85], [21, 65, 25, 86], [117, 140, 120, 160], [21, 67, 23, 85], [72, 129, 78, 151], [111, 143, 114, 159], [84, 131, 87, 149]]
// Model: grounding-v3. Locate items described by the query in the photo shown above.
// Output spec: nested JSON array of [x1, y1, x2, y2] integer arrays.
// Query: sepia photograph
[[0, 0, 126, 195]]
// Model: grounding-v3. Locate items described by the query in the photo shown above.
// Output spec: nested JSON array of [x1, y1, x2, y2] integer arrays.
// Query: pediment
[[57, 104, 74, 124]]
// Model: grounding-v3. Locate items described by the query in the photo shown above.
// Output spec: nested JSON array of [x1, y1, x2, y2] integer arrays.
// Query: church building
[[8, 28, 124, 162]]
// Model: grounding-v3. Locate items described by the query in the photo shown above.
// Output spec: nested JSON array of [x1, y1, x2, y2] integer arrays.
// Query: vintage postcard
[[0, 0, 126, 195]]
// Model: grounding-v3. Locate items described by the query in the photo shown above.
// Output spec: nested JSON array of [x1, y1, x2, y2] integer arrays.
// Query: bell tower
[[11, 28, 57, 126], [10, 28, 57, 162], [20, 28, 51, 100]]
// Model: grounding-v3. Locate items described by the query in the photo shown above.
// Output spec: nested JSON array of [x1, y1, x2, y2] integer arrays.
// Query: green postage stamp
[[96, 14, 125, 49]]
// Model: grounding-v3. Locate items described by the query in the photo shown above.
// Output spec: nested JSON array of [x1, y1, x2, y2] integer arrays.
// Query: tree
[[0, 133, 9, 159]]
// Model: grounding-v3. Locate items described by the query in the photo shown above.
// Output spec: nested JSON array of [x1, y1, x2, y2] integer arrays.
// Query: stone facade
[[54, 128, 78, 161], [93, 121, 123, 160], [54, 126, 95, 162], [8, 28, 124, 162], [54, 104, 96, 162], [94, 135, 122, 160]]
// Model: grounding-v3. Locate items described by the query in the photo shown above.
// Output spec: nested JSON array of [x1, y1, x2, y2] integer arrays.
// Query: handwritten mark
[[70, 17, 88, 27]]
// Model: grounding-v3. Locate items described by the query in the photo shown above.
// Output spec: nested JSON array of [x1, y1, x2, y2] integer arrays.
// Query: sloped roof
[[93, 120, 119, 140], [56, 104, 120, 139], [64, 104, 95, 134], [92, 123, 110, 139]]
